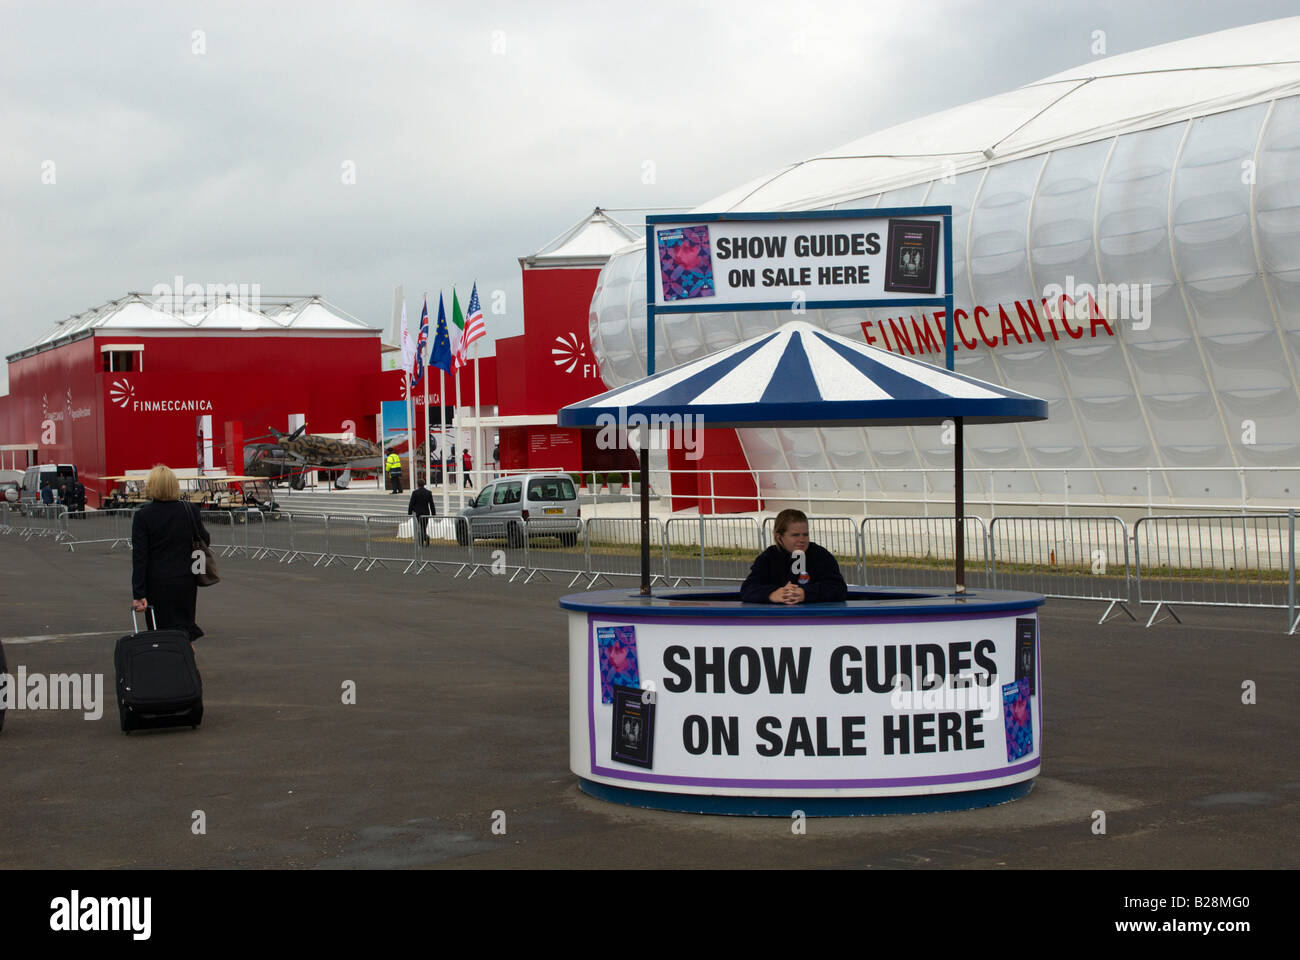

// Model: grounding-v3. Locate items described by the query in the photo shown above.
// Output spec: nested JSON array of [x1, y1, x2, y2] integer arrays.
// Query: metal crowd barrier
[[860, 516, 990, 589], [1134, 513, 1295, 628], [521, 517, 587, 584], [415, 517, 470, 574], [260, 509, 295, 561], [988, 516, 1133, 624], [284, 513, 330, 565], [366, 514, 418, 572], [15, 504, 71, 541], [464, 516, 527, 580], [665, 516, 763, 585], [326, 513, 370, 567], [202, 508, 241, 557], [62, 508, 136, 551], [585, 517, 669, 588], [10, 502, 1298, 633], [244, 509, 269, 559]]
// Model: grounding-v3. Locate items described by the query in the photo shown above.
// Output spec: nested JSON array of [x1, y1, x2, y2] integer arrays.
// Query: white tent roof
[[521, 208, 640, 268], [695, 16, 1300, 213], [13, 293, 377, 358]]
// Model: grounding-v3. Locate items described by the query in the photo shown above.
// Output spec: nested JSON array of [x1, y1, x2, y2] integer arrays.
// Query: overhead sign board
[[648, 207, 951, 314]]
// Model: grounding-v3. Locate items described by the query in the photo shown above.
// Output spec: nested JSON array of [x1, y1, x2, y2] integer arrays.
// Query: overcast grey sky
[[2, 0, 1296, 393]]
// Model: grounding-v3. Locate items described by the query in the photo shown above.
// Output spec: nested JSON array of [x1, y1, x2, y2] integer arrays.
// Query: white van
[[21, 464, 77, 505]]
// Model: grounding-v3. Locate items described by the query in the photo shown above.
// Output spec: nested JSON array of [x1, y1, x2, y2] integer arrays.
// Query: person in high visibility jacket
[[385, 451, 403, 494]]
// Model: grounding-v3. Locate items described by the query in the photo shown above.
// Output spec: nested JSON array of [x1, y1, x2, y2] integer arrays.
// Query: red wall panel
[[3, 333, 383, 503], [520, 268, 608, 413]]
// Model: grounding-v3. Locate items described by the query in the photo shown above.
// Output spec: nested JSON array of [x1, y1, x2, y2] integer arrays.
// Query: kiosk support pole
[[955, 416, 965, 594], [640, 443, 651, 596], [643, 232, 657, 596]]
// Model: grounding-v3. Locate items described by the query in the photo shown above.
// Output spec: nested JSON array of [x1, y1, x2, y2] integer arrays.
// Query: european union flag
[[430, 292, 453, 375]]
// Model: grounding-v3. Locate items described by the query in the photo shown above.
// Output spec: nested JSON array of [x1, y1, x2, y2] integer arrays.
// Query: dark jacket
[[132, 500, 210, 598], [740, 542, 847, 604], [40, 485, 54, 504], [407, 487, 435, 516], [131, 500, 211, 642]]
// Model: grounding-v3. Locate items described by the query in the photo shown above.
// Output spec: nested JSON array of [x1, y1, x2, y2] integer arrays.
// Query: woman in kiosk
[[741, 508, 847, 604]]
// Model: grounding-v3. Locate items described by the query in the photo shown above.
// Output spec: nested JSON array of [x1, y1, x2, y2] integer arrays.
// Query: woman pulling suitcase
[[130, 464, 210, 641], [119, 464, 210, 732]]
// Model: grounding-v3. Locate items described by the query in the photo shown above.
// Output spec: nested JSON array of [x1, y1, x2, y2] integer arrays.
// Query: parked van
[[21, 464, 77, 505], [455, 473, 580, 547]]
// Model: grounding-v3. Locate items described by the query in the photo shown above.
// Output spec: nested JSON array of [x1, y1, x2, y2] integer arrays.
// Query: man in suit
[[407, 480, 435, 547]]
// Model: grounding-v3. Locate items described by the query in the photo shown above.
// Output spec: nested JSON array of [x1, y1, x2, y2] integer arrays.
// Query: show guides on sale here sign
[[587, 614, 1039, 792], [652, 213, 945, 308]]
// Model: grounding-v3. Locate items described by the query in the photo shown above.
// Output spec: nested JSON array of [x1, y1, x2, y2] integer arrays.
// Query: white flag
[[399, 299, 414, 375]]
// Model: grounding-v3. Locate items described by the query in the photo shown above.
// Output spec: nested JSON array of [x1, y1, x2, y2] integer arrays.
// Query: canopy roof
[[696, 17, 1300, 212], [520, 207, 640, 269], [11, 293, 375, 361], [559, 320, 1047, 428]]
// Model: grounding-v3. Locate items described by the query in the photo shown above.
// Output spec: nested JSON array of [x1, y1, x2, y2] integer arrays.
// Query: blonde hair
[[145, 464, 181, 502], [773, 508, 808, 542]]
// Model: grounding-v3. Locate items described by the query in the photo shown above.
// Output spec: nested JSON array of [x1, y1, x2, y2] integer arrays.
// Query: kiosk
[[562, 586, 1044, 815], [559, 210, 1049, 814]]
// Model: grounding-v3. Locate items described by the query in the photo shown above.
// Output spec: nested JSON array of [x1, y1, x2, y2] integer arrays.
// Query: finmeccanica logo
[[49, 891, 151, 940], [552, 332, 586, 373], [108, 378, 212, 413], [109, 379, 134, 408]]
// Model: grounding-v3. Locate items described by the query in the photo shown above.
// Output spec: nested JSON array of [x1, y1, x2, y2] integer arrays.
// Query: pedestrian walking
[[407, 480, 436, 547], [131, 464, 211, 642]]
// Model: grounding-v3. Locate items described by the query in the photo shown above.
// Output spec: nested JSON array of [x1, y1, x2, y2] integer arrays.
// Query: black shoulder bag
[[188, 503, 220, 587]]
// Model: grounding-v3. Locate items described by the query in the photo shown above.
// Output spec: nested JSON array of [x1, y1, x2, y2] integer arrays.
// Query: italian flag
[[451, 289, 466, 370]]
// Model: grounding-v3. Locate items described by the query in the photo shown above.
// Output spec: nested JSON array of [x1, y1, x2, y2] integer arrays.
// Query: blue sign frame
[[645, 205, 955, 371]]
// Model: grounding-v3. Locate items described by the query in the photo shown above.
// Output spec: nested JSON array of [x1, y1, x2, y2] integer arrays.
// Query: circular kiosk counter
[[562, 587, 1045, 816]]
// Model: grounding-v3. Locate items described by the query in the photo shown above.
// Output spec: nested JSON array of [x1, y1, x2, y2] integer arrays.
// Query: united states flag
[[458, 282, 486, 366]]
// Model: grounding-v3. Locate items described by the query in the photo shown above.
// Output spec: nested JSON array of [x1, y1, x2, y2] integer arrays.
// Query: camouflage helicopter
[[244, 425, 392, 489]]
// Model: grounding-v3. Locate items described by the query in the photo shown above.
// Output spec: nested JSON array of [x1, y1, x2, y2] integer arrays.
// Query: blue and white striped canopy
[[559, 320, 1047, 428]]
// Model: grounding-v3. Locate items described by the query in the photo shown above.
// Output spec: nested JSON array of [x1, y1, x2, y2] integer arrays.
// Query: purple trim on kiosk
[[569, 587, 1045, 792]]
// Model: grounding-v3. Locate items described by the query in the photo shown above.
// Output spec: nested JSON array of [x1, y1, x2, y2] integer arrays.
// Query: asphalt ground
[[0, 532, 1296, 871]]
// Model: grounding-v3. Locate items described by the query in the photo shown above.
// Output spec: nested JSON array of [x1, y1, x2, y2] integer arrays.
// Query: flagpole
[[473, 338, 482, 490], [406, 389, 415, 494], [455, 364, 462, 505], [400, 297, 415, 496], [440, 369, 448, 517], [422, 292, 430, 488]]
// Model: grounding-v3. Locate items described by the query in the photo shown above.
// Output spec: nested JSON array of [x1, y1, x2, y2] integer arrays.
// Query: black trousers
[[148, 576, 203, 642]]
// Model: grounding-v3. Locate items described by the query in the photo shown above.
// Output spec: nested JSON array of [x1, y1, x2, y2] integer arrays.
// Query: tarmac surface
[[0, 531, 1296, 870]]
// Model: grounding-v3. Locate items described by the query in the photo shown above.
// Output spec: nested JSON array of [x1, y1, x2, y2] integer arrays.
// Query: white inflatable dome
[[589, 18, 1300, 505]]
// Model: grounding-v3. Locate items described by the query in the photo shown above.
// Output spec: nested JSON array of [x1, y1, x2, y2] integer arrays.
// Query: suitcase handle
[[131, 607, 157, 633]]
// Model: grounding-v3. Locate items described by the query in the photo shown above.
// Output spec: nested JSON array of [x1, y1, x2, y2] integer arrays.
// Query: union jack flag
[[411, 297, 429, 389]]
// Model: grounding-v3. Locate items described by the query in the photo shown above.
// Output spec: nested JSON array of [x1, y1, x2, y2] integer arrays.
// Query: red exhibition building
[[0, 294, 386, 505]]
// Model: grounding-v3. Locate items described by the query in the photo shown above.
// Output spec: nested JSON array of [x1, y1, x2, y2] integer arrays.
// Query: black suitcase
[[115, 608, 203, 733]]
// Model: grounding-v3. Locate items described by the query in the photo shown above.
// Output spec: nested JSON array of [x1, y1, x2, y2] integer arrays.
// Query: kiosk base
[[577, 777, 1036, 817]]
